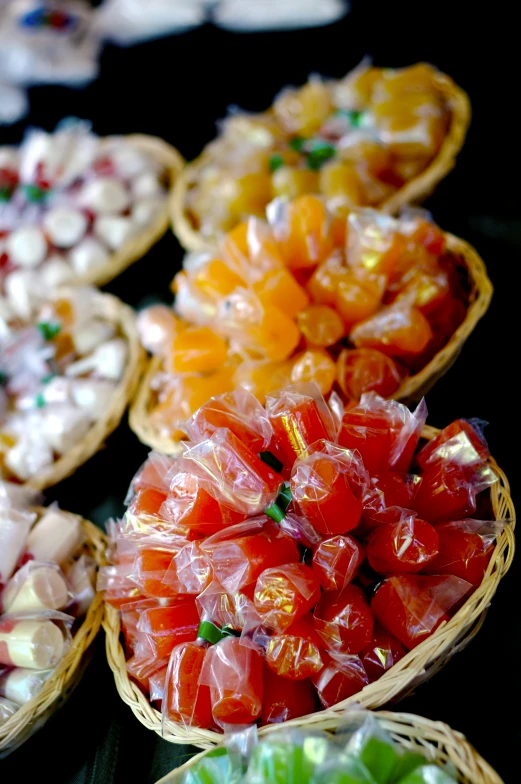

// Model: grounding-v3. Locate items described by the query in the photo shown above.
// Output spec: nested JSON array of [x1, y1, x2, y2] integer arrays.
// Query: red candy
[[266, 386, 334, 469], [263, 614, 324, 681], [312, 535, 365, 591], [166, 641, 213, 728], [366, 515, 439, 574], [138, 600, 200, 659], [254, 563, 321, 632], [314, 585, 374, 654], [359, 623, 408, 682], [371, 574, 471, 650], [423, 519, 497, 586], [132, 547, 178, 599], [416, 418, 489, 471], [291, 441, 368, 535], [261, 666, 316, 724], [312, 652, 369, 708], [202, 636, 263, 725]]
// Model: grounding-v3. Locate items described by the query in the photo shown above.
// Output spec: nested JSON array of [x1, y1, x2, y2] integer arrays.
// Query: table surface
[[1, 2, 519, 781]]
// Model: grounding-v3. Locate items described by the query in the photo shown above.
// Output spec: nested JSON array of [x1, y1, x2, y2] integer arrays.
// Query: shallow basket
[[0, 510, 106, 756], [24, 289, 146, 490], [103, 427, 515, 750], [128, 231, 492, 454], [156, 711, 503, 784], [76, 134, 184, 287], [170, 69, 471, 252]]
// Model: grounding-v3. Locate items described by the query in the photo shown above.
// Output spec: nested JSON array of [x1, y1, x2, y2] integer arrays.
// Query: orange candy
[[335, 275, 383, 327], [291, 349, 337, 395], [306, 253, 347, 306], [192, 258, 247, 300], [254, 267, 310, 320], [297, 305, 344, 347], [278, 195, 333, 269], [337, 348, 403, 400], [169, 327, 228, 374], [351, 301, 433, 357]]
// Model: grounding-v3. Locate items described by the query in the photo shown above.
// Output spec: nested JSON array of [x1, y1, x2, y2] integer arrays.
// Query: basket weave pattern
[[25, 290, 146, 490], [129, 233, 492, 454], [170, 71, 471, 252], [156, 711, 502, 784], [103, 427, 515, 751], [0, 512, 106, 756]]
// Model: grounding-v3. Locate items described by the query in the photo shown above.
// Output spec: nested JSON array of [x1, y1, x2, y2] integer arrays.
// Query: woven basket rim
[[102, 427, 515, 752], [17, 288, 146, 490], [0, 510, 107, 753], [73, 134, 184, 288], [170, 67, 470, 252], [155, 710, 503, 784], [128, 230, 492, 454]]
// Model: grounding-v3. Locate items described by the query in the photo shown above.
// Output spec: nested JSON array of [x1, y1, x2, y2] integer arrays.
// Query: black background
[[0, 2, 519, 782]]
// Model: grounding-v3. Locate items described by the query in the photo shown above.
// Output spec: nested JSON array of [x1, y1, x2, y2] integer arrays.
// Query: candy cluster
[[101, 382, 500, 731], [0, 482, 95, 728], [181, 713, 459, 783], [0, 119, 168, 286], [185, 63, 451, 240], [0, 287, 128, 481], [139, 198, 469, 439]]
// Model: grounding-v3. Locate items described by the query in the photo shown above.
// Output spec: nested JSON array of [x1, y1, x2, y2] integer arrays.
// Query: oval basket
[[102, 427, 515, 749], [128, 231, 492, 454], [21, 289, 146, 490], [77, 134, 185, 287], [0, 510, 106, 756], [156, 711, 502, 784], [170, 69, 471, 252]]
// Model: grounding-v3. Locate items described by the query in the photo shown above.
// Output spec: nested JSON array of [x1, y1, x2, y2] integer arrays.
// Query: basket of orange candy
[[130, 195, 491, 454], [171, 62, 470, 250], [103, 383, 514, 747]]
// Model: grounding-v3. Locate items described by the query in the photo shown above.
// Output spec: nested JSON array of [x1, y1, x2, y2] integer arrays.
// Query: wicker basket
[[102, 427, 515, 749], [0, 510, 106, 756], [156, 711, 502, 784], [77, 134, 184, 287], [129, 231, 492, 454], [170, 69, 470, 252], [23, 289, 146, 490]]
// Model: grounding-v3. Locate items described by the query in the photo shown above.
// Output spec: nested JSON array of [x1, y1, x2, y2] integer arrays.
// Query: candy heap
[[139, 199, 469, 439], [0, 482, 95, 728], [180, 713, 459, 783], [102, 382, 500, 731], [184, 63, 452, 240], [0, 286, 128, 481], [0, 119, 169, 284]]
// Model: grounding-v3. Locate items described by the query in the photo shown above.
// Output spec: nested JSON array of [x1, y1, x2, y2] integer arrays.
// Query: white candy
[[4, 435, 54, 482], [71, 379, 115, 417], [0, 147, 19, 170], [38, 256, 76, 289], [65, 338, 127, 380], [105, 144, 150, 178], [0, 697, 18, 725], [42, 207, 88, 248], [4, 269, 37, 319], [68, 237, 110, 275], [41, 406, 92, 454], [80, 177, 130, 214], [5, 226, 47, 268], [0, 508, 34, 583], [26, 508, 84, 565], [132, 197, 165, 226], [131, 171, 163, 199], [71, 319, 115, 355], [0, 668, 53, 706], [94, 215, 136, 250]]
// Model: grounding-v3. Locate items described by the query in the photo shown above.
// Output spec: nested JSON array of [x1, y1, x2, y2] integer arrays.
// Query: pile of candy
[[0, 119, 169, 284], [102, 382, 501, 731], [184, 63, 453, 240], [0, 286, 129, 482], [138, 199, 469, 440], [0, 481, 96, 727], [180, 713, 460, 783]]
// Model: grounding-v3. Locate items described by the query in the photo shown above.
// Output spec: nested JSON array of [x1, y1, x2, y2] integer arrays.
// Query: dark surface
[[0, 2, 519, 782]]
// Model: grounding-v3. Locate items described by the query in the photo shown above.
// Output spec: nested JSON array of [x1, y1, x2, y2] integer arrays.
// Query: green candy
[[396, 764, 457, 784], [311, 755, 378, 784], [183, 747, 237, 784], [348, 731, 401, 783], [247, 736, 330, 784], [269, 155, 284, 172], [390, 752, 428, 783]]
